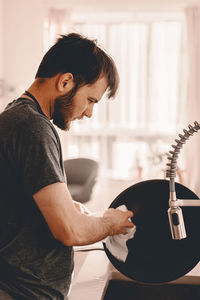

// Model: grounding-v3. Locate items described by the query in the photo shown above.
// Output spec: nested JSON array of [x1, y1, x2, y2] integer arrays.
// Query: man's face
[[52, 76, 108, 130]]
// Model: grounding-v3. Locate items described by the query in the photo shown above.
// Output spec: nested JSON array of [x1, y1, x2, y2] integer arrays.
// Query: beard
[[52, 85, 78, 131]]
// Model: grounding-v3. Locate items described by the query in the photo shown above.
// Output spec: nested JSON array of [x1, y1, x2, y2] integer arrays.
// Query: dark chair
[[64, 158, 99, 203]]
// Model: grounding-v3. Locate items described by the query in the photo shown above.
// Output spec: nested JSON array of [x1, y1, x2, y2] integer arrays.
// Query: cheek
[[73, 93, 88, 115], [77, 101, 88, 113]]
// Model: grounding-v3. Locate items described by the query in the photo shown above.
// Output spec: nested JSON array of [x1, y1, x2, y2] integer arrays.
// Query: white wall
[[3, 0, 46, 101], [0, 0, 3, 76], [0, 0, 4, 102]]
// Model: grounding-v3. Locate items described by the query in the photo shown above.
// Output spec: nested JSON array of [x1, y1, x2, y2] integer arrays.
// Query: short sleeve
[[9, 116, 66, 195]]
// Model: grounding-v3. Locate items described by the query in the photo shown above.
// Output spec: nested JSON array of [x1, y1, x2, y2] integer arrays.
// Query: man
[[0, 33, 134, 299]]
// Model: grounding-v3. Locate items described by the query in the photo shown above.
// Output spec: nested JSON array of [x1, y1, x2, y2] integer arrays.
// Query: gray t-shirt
[[0, 98, 74, 299]]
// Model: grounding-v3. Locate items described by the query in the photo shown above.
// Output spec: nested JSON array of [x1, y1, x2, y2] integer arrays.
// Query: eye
[[88, 97, 98, 104]]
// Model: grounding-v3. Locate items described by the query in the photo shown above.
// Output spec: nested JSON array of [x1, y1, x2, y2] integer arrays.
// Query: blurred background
[[1, 0, 200, 210]]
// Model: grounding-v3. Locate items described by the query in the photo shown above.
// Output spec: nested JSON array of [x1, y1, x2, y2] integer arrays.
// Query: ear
[[57, 73, 74, 93]]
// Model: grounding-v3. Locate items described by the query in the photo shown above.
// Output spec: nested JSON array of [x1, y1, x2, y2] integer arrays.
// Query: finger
[[84, 209, 90, 215], [126, 221, 135, 228], [127, 210, 134, 218]]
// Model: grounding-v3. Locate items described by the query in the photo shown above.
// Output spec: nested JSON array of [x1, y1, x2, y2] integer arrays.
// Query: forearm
[[63, 212, 112, 246], [34, 182, 133, 247]]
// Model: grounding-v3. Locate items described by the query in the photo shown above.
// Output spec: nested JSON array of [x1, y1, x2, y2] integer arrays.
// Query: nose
[[84, 105, 93, 118]]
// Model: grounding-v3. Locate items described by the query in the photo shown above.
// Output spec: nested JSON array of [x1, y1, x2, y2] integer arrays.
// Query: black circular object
[[103, 179, 200, 284]]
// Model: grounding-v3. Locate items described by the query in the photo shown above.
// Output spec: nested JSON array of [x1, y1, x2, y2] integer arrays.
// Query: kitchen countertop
[[68, 242, 200, 300], [68, 242, 110, 300]]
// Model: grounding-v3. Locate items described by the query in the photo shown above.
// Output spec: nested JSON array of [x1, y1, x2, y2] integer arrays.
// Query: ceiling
[[43, 0, 200, 11]]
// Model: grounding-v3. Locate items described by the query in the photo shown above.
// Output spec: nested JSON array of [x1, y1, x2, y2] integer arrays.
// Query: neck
[[21, 79, 55, 119]]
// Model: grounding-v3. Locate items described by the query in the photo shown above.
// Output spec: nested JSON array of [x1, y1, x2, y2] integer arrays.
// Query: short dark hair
[[35, 33, 119, 98]]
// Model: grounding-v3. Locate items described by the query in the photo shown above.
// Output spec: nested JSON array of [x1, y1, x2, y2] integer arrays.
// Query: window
[[44, 10, 187, 180]]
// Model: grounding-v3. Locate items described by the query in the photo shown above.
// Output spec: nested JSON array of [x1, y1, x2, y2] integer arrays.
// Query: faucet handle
[[168, 206, 186, 240]]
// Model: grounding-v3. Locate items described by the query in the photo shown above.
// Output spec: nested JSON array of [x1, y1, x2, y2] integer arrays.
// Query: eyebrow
[[88, 97, 99, 103]]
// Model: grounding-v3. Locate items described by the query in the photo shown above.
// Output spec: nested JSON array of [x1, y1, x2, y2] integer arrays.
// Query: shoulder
[[0, 99, 60, 148]]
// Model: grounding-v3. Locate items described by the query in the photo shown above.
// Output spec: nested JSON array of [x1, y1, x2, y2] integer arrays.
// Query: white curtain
[[67, 21, 186, 133], [43, 8, 69, 52], [184, 7, 200, 196]]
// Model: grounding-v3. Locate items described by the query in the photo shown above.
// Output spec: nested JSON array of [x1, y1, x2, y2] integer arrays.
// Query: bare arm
[[33, 182, 134, 247], [73, 200, 91, 215]]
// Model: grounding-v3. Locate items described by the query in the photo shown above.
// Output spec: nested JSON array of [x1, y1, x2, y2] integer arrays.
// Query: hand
[[103, 208, 134, 236], [73, 200, 91, 215]]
